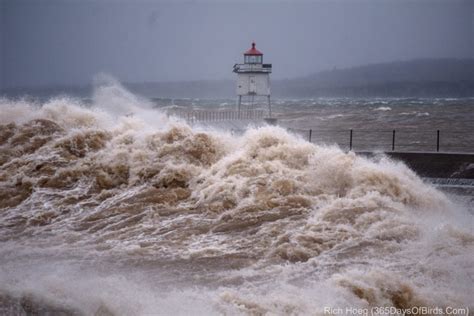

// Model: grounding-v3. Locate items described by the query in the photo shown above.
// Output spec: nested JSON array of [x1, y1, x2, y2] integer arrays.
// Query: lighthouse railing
[[233, 63, 272, 73]]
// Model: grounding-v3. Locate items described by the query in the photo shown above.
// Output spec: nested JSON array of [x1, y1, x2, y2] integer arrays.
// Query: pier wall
[[359, 152, 474, 179]]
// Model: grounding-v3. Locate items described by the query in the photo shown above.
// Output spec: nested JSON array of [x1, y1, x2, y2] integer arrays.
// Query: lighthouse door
[[249, 76, 256, 94]]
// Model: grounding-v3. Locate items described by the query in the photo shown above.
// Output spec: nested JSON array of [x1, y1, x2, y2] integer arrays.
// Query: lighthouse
[[233, 42, 273, 118]]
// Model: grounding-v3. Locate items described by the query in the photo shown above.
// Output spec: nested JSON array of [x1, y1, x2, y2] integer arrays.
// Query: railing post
[[349, 129, 353, 151], [309, 129, 312, 142], [437, 130, 440, 152], [392, 130, 396, 151]]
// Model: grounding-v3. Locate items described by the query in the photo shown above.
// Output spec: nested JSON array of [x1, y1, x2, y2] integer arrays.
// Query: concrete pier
[[358, 152, 474, 179]]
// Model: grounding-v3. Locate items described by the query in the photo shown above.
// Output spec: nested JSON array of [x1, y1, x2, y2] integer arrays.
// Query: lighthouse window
[[245, 55, 262, 64]]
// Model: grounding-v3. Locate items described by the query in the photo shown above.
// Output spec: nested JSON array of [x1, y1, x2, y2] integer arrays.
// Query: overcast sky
[[0, 0, 472, 89]]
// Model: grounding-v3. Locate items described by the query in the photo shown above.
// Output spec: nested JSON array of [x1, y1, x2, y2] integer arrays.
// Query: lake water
[[0, 84, 472, 315]]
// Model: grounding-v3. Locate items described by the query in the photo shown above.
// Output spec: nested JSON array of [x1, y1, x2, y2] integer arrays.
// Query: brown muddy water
[[0, 82, 473, 315]]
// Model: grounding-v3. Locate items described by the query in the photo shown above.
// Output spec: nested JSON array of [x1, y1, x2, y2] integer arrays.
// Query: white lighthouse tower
[[233, 42, 273, 118]]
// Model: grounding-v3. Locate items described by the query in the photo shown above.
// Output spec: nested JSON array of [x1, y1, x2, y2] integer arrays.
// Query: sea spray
[[0, 82, 472, 314]]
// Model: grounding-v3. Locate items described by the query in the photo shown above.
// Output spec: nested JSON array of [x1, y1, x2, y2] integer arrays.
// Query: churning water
[[0, 81, 473, 315]]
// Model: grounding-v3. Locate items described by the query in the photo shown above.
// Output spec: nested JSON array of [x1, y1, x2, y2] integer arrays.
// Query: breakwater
[[359, 151, 474, 179]]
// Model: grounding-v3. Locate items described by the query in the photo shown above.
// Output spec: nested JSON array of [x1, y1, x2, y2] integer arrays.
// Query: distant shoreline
[[2, 58, 473, 99]]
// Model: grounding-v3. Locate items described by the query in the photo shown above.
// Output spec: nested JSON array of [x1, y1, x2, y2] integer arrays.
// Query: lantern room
[[233, 42, 272, 75], [244, 42, 263, 64]]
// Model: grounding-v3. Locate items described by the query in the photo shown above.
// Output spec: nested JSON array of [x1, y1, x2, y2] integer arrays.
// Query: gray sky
[[1, 0, 472, 89]]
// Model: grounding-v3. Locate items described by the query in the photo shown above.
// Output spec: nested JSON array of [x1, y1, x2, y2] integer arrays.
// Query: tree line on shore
[[3, 58, 473, 98]]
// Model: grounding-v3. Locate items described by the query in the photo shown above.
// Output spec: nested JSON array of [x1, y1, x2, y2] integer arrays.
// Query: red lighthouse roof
[[244, 42, 263, 55]]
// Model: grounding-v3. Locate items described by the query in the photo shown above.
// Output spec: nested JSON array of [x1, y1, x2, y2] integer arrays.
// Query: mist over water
[[0, 81, 473, 315]]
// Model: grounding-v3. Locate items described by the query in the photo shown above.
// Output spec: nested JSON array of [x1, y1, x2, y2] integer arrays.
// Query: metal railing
[[233, 63, 272, 73], [226, 128, 473, 153], [286, 128, 474, 153], [168, 109, 267, 123], [165, 109, 473, 153]]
